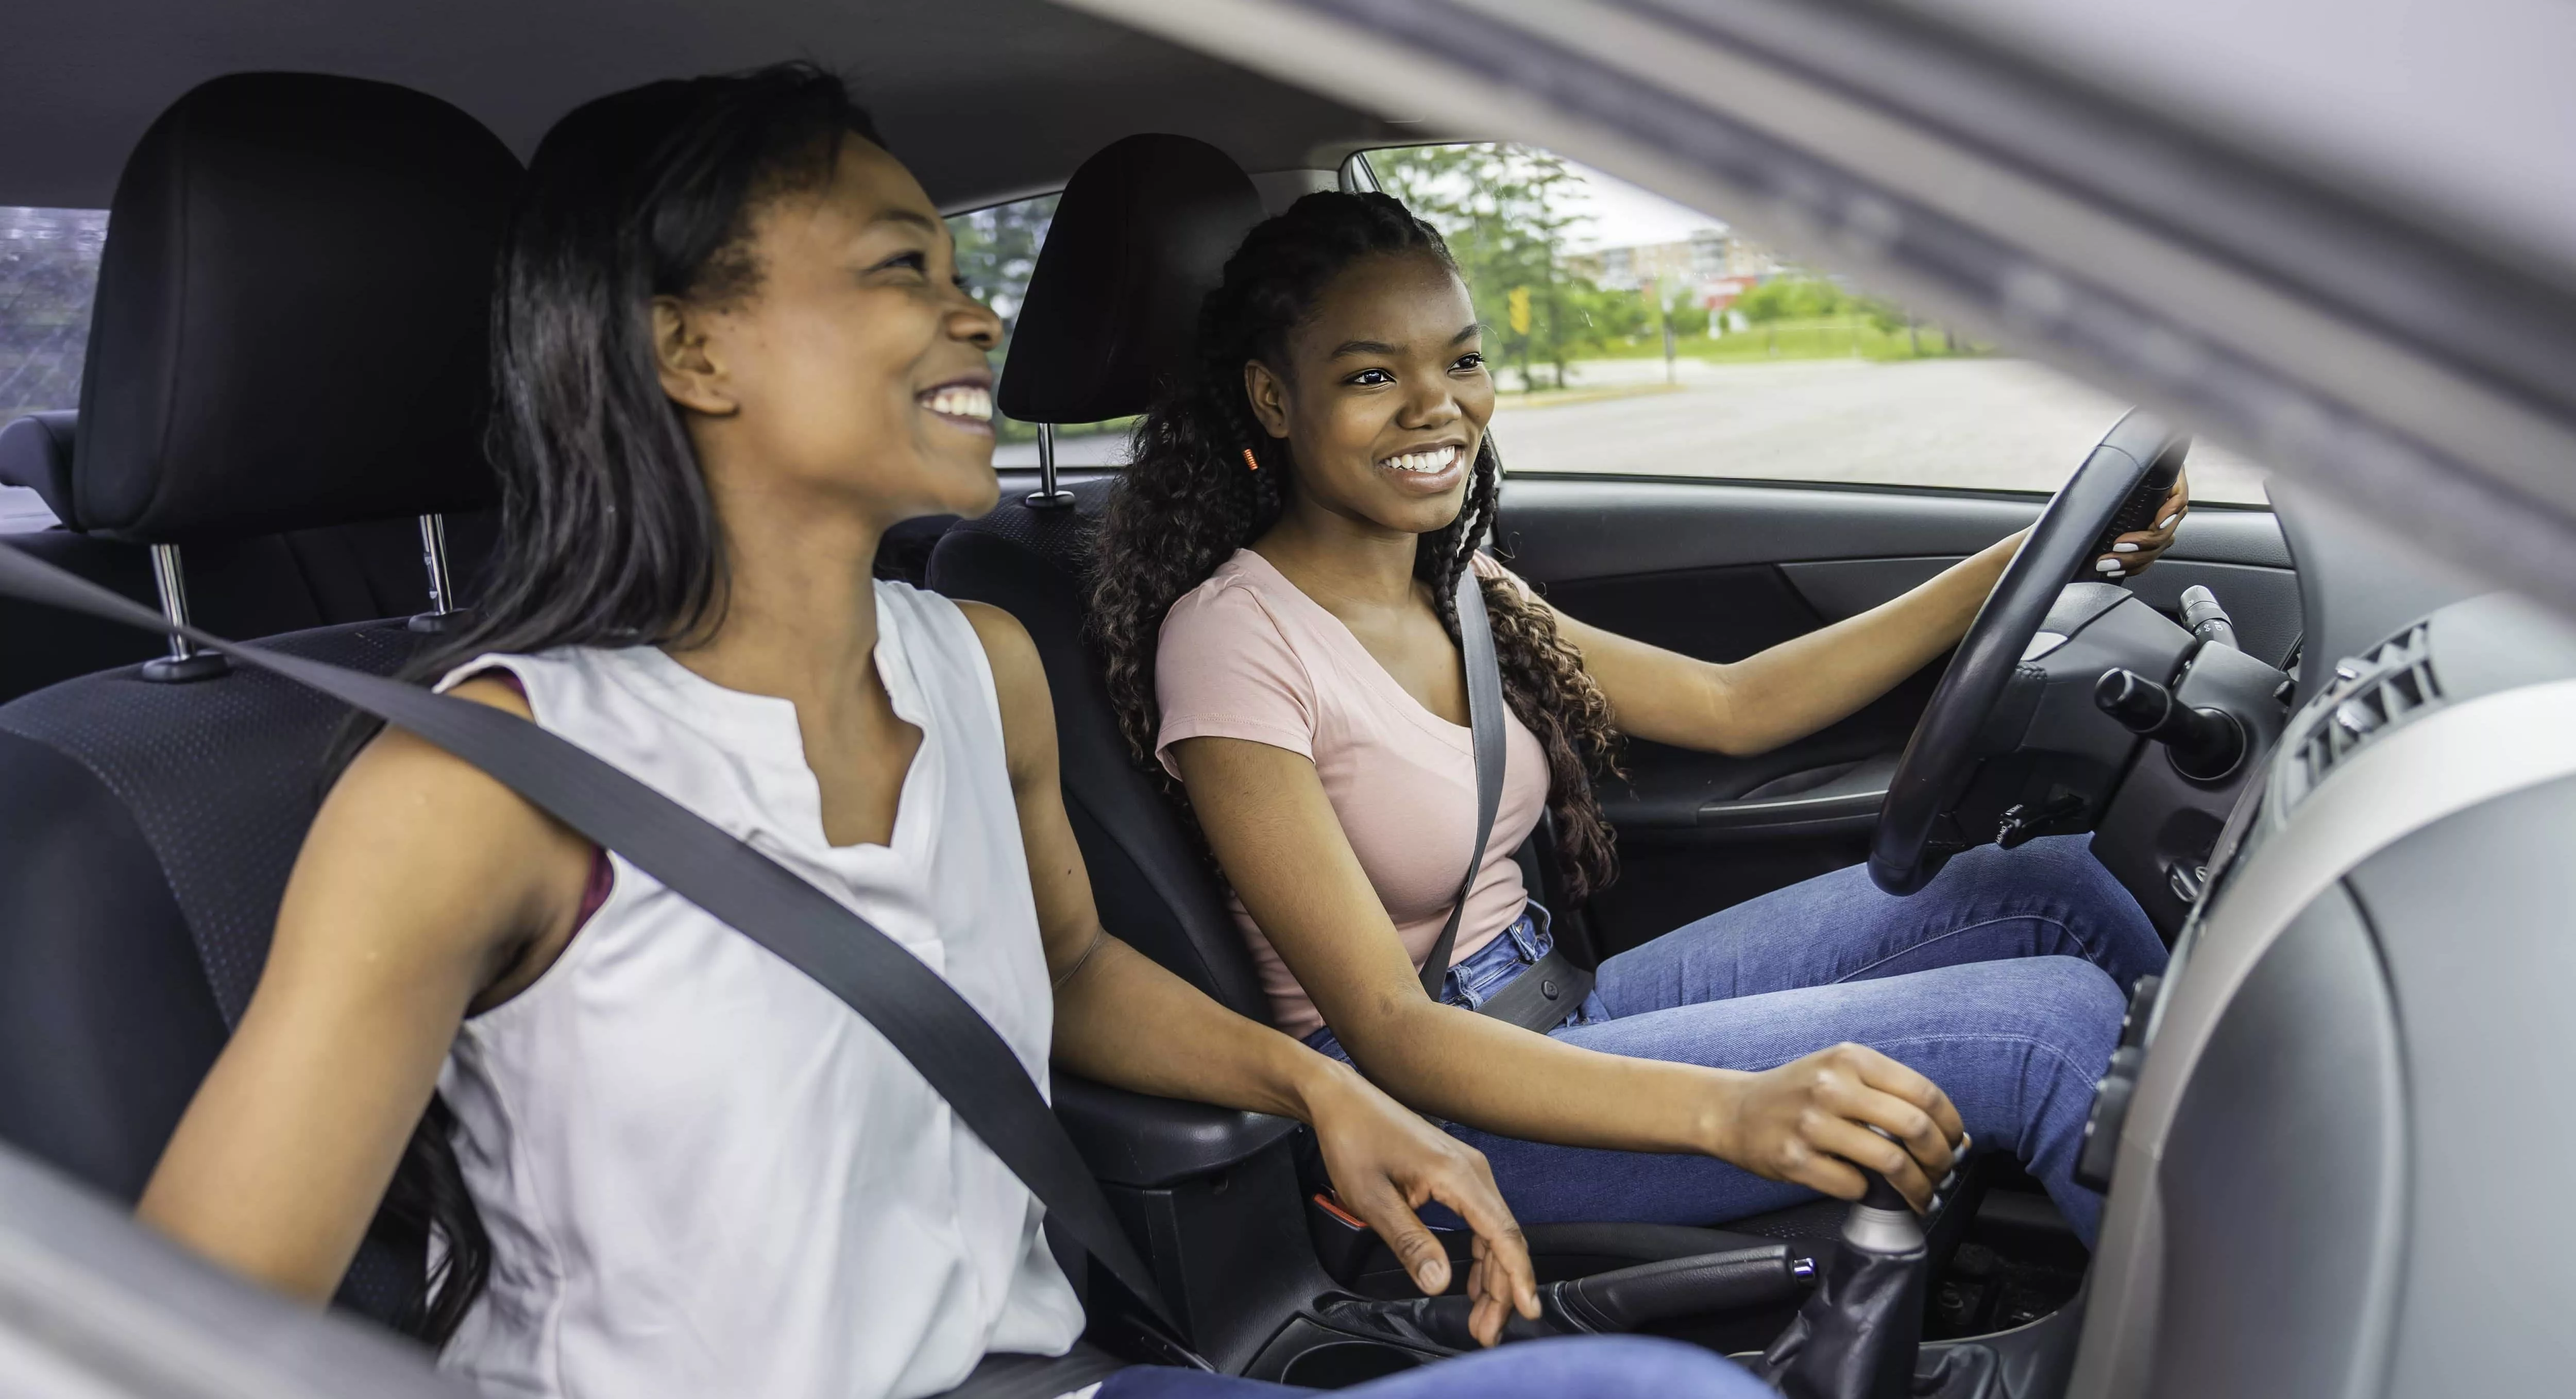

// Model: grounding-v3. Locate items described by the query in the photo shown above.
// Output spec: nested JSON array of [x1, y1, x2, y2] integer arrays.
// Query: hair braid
[[1092, 191, 1623, 900]]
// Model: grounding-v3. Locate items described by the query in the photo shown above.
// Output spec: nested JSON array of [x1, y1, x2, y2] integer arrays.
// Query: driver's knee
[[1931, 835, 2166, 984], [2004, 953, 2128, 1054], [1898, 956, 2126, 1093], [1887, 957, 2124, 1173]]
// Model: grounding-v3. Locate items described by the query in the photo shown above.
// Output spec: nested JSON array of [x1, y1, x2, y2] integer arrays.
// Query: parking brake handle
[[1312, 1243, 1812, 1352], [1548, 1245, 1817, 1334]]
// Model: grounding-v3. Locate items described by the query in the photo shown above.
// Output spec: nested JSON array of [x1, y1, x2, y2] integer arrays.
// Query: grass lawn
[[1584, 317, 1974, 365]]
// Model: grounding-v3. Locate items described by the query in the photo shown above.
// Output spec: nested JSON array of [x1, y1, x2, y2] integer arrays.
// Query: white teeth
[[922, 385, 993, 422], [1380, 445, 1458, 474]]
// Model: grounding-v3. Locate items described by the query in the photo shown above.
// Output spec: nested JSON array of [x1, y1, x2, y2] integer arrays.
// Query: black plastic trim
[[1055, 1073, 1302, 1189]]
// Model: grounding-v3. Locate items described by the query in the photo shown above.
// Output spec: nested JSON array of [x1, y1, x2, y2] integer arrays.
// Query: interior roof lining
[[0, 0, 1439, 212]]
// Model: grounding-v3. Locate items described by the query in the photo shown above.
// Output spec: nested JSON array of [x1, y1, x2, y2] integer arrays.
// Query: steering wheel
[[1868, 410, 2194, 895]]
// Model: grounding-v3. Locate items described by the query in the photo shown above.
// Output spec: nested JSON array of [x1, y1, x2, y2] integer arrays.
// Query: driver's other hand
[[2097, 467, 2191, 577], [1304, 1061, 1539, 1346], [1713, 1043, 1966, 1213]]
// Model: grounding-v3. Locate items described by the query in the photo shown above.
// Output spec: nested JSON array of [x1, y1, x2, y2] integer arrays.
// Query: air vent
[[2281, 624, 2441, 808]]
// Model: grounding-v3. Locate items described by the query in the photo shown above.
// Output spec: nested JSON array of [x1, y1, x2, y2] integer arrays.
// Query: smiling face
[[1244, 250, 1493, 539], [652, 134, 1005, 528]]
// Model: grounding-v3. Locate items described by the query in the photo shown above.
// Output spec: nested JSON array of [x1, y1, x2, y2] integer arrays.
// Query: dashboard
[[2063, 497, 2576, 1396]]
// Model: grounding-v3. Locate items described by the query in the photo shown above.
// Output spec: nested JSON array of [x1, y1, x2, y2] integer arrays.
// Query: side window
[[0, 206, 107, 531], [947, 192, 1135, 469], [1366, 144, 2264, 503]]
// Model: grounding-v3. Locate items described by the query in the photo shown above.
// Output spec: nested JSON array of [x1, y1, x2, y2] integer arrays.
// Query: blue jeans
[[1097, 1335, 1771, 1399], [1303, 837, 2163, 1244]]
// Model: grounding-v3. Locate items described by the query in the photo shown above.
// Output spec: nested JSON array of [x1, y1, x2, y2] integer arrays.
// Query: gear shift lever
[[1752, 1155, 1928, 1399]]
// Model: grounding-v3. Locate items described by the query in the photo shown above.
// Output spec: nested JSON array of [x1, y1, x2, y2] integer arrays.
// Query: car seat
[[0, 69, 511, 703], [0, 71, 519, 1326], [925, 135, 1830, 1298]]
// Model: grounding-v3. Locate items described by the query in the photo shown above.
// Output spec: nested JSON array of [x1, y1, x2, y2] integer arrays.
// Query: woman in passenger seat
[[1093, 193, 2179, 1248], [132, 67, 1775, 1399]]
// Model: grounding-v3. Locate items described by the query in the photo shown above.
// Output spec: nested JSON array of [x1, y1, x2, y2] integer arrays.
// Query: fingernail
[[2095, 557, 2123, 574], [2157, 514, 2179, 531], [2112, 541, 2140, 553]]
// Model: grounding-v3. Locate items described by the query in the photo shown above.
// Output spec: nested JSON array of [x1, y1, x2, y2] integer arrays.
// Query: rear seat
[[0, 71, 518, 1328], [0, 66, 513, 702]]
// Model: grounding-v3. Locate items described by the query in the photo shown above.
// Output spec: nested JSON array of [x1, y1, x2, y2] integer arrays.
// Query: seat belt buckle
[[1307, 1191, 1376, 1284]]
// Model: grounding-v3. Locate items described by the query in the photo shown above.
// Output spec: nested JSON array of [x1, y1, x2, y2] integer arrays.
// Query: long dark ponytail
[[1091, 192, 1621, 901], [362, 63, 887, 1346]]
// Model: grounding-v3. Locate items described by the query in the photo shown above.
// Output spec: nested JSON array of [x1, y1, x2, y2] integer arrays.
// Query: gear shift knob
[[1753, 1146, 1929, 1398], [1843, 1167, 1928, 1258], [1856, 1167, 1910, 1216]]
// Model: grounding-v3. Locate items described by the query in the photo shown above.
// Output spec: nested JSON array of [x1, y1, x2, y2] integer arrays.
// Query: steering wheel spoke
[[1869, 411, 2194, 895]]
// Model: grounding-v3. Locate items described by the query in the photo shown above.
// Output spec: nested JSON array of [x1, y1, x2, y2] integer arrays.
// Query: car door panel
[[1495, 474, 2297, 955], [1781, 554, 2300, 669]]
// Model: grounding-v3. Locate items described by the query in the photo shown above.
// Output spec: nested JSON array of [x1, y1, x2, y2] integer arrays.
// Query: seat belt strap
[[0, 541, 1183, 1337], [1416, 567, 1507, 1001], [1416, 565, 1595, 1032]]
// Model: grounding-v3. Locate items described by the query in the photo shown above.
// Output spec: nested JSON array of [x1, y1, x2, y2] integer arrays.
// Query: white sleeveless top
[[431, 581, 1083, 1399]]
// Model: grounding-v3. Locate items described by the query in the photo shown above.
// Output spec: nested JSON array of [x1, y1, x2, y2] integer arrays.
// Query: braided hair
[[1091, 191, 1620, 901]]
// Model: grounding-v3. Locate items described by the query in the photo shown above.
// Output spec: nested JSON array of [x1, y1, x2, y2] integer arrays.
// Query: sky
[[1562, 159, 1728, 252]]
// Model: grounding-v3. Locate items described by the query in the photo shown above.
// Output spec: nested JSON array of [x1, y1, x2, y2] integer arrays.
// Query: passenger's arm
[[137, 679, 591, 1303], [961, 604, 1539, 1344], [1170, 732, 1966, 1208], [1559, 470, 2189, 757]]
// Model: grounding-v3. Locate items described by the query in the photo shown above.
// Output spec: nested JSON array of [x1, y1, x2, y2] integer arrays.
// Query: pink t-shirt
[[1155, 549, 1549, 1037]]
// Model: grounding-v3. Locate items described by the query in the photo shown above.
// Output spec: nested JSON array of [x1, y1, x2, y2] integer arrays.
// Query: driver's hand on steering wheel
[[2095, 467, 2191, 578]]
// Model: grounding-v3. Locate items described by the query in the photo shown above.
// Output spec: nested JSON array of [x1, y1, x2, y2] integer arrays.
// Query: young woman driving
[[132, 71, 1776, 1399], [1093, 193, 2178, 1246]]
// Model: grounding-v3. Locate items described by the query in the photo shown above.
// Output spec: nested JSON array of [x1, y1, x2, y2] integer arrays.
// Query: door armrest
[[1696, 750, 1900, 836]]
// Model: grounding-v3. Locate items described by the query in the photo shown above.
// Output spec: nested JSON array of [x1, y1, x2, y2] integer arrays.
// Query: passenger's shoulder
[[1466, 552, 1545, 611], [312, 684, 591, 954], [1163, 557, 1299, 649], [951, 599, 1054, 749], [952, 598, 1040, 685]]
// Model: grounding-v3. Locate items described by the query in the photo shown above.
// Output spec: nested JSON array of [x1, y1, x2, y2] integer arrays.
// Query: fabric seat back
[[930, 134, 1270, 1019], [0, 72, 520, 1325]]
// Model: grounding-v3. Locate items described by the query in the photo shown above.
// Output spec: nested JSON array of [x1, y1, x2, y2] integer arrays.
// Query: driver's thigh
[[1590, 835, 2163, 1017], [1466, 956, 2125, 1243]]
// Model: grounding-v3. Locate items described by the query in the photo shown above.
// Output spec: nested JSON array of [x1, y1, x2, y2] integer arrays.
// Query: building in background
[[1569, 227, 1783, 319]]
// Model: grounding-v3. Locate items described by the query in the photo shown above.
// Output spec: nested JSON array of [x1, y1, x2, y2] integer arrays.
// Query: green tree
[[945, 194, 1059, 439], [1662, 294, 1711, 340], [1731, 275, 1852, 356], [1856, 295, 1925, 356], [947, 193, 1059, 337], [1572, 282, 1653, 345], [1374, 144, 1605, 390]]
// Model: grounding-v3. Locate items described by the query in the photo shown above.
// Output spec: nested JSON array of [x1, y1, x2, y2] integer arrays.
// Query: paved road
[[1002, 357, 2269, 504], [1490, 357, 2269, 501]]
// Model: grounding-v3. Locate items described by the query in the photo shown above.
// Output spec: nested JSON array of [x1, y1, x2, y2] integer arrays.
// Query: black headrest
[[0, 412, 76, 524], [74, 73, 519, 543], [997, 134, 1264, 425]]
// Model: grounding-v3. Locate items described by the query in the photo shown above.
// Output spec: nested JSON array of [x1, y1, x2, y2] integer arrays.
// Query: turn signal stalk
[[2095, 668, 2244, 780]]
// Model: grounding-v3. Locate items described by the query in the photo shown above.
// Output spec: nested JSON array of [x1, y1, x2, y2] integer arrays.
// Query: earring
[[1242, 448, 1260, 472]]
